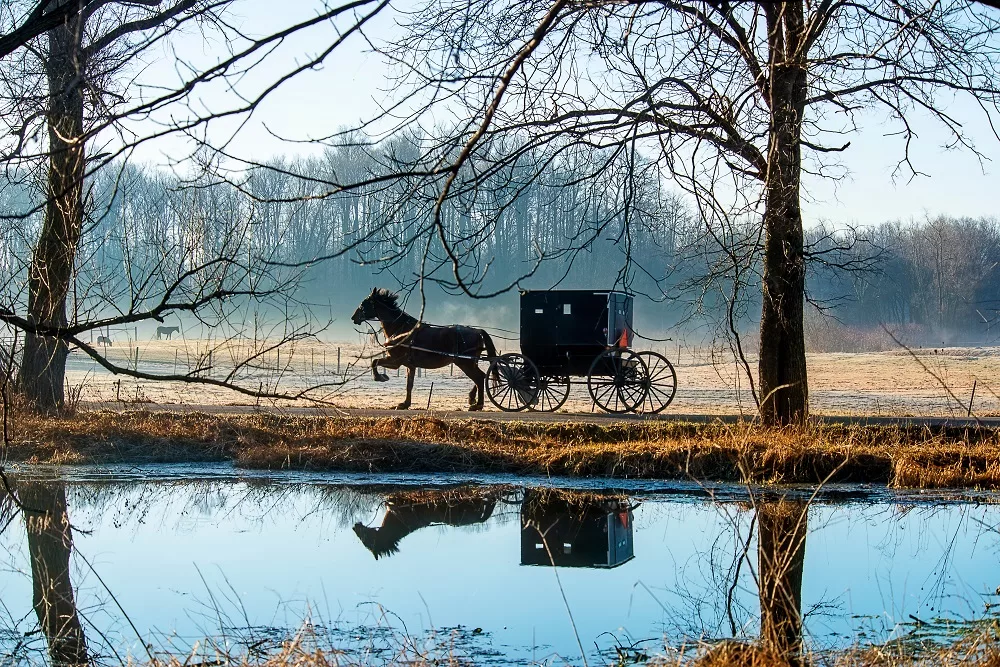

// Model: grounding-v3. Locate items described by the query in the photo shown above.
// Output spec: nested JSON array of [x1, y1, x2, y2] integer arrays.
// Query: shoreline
[[6, 408, 1000, 489]]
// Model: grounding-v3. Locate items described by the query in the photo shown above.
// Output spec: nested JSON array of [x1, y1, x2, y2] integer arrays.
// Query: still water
[[1, 465, 998, 665]]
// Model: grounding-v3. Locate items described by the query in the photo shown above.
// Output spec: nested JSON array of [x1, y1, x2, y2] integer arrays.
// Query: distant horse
[[351, 288, 498, 410], [96, 336, 112, 346], [156, 326, 180, 340], [352, 488, 499, 559]]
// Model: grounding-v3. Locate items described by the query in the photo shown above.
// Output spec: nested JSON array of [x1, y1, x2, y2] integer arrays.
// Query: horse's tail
[[480, 329, 499, 381], [480, 329, 498, 361]]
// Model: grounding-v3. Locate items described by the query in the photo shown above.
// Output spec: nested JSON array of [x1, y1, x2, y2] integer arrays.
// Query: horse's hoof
[[394, 403, 411, 410], [373, 372, 390, 382], [469, 405, 483, 412]]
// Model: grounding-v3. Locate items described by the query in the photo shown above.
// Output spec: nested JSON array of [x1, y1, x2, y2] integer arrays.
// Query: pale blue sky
[[131, 0, 999, 228]]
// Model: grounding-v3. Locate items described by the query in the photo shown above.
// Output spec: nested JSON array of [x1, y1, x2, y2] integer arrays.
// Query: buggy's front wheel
[[486, 353, 540, 412], [587, 349, 647, 414]]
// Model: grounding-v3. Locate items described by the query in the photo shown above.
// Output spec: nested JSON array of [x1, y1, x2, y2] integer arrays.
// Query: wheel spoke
[[627, 351, 676, 414], [487, 354, 539, 412], [647, 385, 674, 402]]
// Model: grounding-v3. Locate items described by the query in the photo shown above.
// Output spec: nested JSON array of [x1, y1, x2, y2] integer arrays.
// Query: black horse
[[351, 288, 498, 410]]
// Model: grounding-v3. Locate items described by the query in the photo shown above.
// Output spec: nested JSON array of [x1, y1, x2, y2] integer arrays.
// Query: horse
[[351, 288, 498, 410], [156, 325, 180, 340], [352, 488, 499, 559], [96, 336, 112, 346]]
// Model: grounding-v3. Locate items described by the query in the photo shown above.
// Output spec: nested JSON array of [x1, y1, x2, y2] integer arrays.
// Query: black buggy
[[485, 290, 678, 414]]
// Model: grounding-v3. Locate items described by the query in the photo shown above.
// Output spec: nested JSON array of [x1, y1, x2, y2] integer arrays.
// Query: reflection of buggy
[[520, 489, 634, 569], [485, 290, 677, 413]]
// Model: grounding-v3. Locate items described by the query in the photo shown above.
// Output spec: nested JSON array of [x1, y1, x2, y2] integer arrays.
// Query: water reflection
[[756, 498, 807, 665], [353, 486, 504, 559], [520, 488, 634, 568], [0, 472, 996, 666], [19, 480, 89, 667]]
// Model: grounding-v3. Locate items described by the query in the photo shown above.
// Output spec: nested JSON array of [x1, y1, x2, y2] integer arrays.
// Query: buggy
[[485, 290, 677, 414]]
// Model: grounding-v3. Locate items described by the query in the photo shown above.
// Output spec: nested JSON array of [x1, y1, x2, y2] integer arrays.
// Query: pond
[[1, 465, 998, 665]]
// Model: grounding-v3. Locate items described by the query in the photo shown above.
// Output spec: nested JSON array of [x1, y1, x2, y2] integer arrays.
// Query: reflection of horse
[[96, 336, 112, 346], [353, 487, 500, 559], [156, 326, 180, 340], [351, 288, 498, 410]]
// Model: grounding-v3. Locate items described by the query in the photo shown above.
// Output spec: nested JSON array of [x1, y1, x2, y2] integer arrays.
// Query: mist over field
[[2, 151, 996, 349]]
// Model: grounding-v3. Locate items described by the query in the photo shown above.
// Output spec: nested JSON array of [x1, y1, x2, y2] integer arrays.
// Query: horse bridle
[[364, 307, 412, 350]]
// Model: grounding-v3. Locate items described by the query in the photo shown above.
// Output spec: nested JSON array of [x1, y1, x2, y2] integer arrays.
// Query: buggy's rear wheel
[[633, 351, 677, 414], [530, 375, 570, 412], [587, 349, 647, 414], [486, 353, 540, 412]]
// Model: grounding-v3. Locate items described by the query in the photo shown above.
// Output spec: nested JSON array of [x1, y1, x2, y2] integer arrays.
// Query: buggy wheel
[[587, 349, 647, 414], [529, 375, 570, 412], [633, 351, 677, 414], [486, 353, 540, 412]]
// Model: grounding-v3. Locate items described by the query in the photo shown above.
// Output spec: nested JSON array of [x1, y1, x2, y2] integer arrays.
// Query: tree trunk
[[758, 1, 809, 426], [21, 481, 89, 667], [757, 499, 807, 665], [18, 6, 87, 414]]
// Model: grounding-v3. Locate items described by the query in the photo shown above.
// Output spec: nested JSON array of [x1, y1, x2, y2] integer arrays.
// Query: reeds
[[8, 410, 1000, 489]]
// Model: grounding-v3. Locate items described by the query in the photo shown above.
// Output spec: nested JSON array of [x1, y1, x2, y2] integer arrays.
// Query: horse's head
[[352, 522, 401, 560], [352, 288, 400, 325]]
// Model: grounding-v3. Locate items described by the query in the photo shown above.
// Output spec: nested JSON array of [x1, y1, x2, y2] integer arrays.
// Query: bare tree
[[0, 0, 392, 412], [360, 0, 1000, 425]]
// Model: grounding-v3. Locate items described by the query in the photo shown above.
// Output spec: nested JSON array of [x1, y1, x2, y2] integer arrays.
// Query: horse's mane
[[352, 522, 401, 559], [371, 288, 400, 310]]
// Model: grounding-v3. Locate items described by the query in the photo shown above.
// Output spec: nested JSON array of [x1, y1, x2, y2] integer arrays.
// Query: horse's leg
[[395, 366, 415, 409], [372, 358, 390, 382], [456, 360, 486, 411]]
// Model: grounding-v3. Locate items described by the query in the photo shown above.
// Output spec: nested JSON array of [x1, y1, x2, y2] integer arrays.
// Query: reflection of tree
[[19, 481, 88, 667], [756, 499, 808, 665]]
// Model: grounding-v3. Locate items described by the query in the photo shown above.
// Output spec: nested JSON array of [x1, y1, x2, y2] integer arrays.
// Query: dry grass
[[9, 409, 1000, 488], [139, 629, 1000, 667]]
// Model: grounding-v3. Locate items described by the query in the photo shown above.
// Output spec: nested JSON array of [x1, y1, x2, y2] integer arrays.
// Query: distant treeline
[[0, 140, 995, 345], [808, 217, 1000, 346]]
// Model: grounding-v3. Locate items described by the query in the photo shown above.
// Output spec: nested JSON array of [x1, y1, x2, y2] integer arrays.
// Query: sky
[[128, 0, 1000, 229]]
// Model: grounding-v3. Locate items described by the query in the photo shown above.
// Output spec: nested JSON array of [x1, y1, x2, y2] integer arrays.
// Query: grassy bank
[[8, 409, 1000, 489], [142, 630, 1000, 667]]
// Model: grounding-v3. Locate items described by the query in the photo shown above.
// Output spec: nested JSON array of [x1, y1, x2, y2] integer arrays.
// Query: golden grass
[[140, 631, 1000, 667], [8, 409, 1000, 489]]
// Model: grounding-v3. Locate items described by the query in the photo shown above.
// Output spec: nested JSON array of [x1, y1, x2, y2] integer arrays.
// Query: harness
[[370, 320, 489, 362]]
